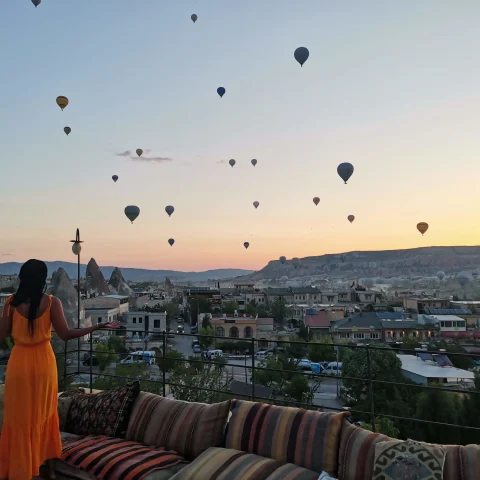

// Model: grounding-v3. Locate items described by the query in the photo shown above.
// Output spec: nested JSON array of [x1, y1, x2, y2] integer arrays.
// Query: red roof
[[305, 311, 330, 328]]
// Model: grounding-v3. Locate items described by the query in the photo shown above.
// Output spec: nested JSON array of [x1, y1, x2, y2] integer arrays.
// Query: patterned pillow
[[126, 392, 231, 460], [62, 435, 187, 480], [59, 387, 86, 398], [169, 447, 319, 480], [373, 439, 446, 480], [225, 399, 350, 475], [65, 381, 140, 438]]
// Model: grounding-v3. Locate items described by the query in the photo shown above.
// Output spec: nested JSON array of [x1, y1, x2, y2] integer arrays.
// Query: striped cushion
[[61, 436, 188, 480], [126, 392, 231, 460], [338, 420, 480, 480], [337, 420, 392, 480], [169, 447, 319, 480], [225, 399, 349, 475]]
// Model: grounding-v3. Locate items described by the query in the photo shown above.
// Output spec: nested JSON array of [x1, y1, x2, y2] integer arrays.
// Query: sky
[[1, 1, 480, 272]]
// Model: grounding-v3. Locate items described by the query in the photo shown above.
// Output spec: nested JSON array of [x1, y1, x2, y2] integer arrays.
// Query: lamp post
[[70, 229, 83, 370]]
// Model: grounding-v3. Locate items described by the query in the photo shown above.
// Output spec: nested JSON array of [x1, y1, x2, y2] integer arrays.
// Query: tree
[[285, 375, 310, 403], [286, 337, 307, 359], [270, 299, 291, 327], [169, 357, 229, 403], [202, 314, 212, 329], [222, 301, 238, 315], [198, 326, 214, 350], [245, 301, 257, 315], [161, 349, 185, 373], [298, 322, 309, 341], [257, 304, 270, 318], [188, 296, 212, 324], [362, 417, 400, 438], [308, 338, 336, 363], [95, 343, 117, 373], [107, 335, 127, 354]]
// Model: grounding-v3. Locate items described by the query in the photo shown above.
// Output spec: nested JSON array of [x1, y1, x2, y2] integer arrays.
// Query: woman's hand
[[97, 320, 121, 330]]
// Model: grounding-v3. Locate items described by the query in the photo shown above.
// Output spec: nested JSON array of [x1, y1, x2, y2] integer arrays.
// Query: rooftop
[[334, 312, 382, 330]]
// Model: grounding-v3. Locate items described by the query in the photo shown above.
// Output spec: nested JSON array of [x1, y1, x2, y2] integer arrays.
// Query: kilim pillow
[[225, 399, 350, 475], [65, 380, 140, 438], [62, 435, 188, 480], [126, 392, 231, 460], [373, 438, 446, 480]]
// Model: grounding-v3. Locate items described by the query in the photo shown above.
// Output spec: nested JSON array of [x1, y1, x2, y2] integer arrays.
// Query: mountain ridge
[[0, 261, 254, 282]]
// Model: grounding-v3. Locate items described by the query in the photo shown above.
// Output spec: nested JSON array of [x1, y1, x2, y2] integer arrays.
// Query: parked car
[[324, 361, 342, 375], [297, 359, 312, 371], [203, 349, 223, 360], [192, 339, 200, 348], [193, 345, 202, 354], [190, 324, 198, 334], [167, 329, 175, 338]]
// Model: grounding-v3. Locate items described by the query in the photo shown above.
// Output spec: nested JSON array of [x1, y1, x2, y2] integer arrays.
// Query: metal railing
[[56, 328, 480, 442]]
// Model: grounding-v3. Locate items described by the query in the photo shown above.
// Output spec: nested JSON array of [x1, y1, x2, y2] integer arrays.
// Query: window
[[387, 331, 392, 338], [353, 332, 365, 339], [97, 317, 102, 324], [216, 327, 225, 337], [444, 321, 453, 328], [154, 320, 160, 329], [370, 333, 380, 339], [339, 332, 350, 339], [412, 331, 417, 338], [230, 327, 239, 338], [365, 295, 372, 300], [139, 317, 143, 324], [244, 326, 253, 338]]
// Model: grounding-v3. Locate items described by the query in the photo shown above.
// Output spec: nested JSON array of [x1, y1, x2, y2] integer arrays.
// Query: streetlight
[[70, 228, 83, 370]]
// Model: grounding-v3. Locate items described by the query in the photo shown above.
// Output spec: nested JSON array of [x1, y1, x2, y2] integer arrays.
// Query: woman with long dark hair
[[0, 259, 119, 479]]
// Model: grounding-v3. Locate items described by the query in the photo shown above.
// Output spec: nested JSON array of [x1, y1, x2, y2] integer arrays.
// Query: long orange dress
[[0, 295, 62, 479]]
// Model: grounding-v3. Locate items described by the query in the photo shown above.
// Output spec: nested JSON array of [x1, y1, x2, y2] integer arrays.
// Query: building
[[83, 295, 130, 326], [381, 320, 434, 342], [403, 296, 450, 313], [397, 354, 474, 385], [305, 311, 344, 339], [331, 312, 382, 342], [121, 310, 166, 337], [417, 314, 467, 336]]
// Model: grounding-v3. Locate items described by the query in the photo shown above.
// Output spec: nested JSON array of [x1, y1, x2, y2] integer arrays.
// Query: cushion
[[337, 420, 393, 480], [62, 435, 188, 480], [65, 380, 140, 437], [169, 447, 319, 480], [337, 420, 480, 480], [373, 438, 446, 479], [126, 392, 230, 460], [225, 399, 349, 475], [58, 396, 74, 432]]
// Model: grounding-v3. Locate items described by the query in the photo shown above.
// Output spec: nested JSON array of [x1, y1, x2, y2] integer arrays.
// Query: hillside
[[0, 261, 254, 282], [240, 246, 480, 282]]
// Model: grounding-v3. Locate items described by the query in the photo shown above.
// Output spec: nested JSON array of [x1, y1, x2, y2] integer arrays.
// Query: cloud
[[115, 150, 132, 157], [129, 156, 173, 163]]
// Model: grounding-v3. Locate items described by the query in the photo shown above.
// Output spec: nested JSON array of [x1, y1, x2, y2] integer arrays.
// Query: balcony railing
[[52, 328, 480, 445]]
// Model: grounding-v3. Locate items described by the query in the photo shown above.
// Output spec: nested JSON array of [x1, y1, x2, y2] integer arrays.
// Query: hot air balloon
[[313, 197, 320, 206], [251, 159, 257, 167], [165, 205, 174, 217], [473, 272, 478, 280], [168, 238, 175, 247], [229, 159, 236, 167], [217, 87, 226, 98], [244, 242, 249, 250], [136, 149, 143, 157], [437, 271, 445, 281], [457, 272, 468, 287], [348, 215, 355, 223], [337, 163, 354, 184], [280, 256, 286, 264], [191, 14, 197, 23], [32, 0, 41, 6], [124, 206, 140, 224], [56, 96, 69, 111], [112, 175, 118, 183], [64, 127, 71, 136], [417, 222, 429, 236], [294, 47, 309, 67], [253, 201, 259, 209]]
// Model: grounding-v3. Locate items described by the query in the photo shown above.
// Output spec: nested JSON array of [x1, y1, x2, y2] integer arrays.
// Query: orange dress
[[0, 295, 62, 479]]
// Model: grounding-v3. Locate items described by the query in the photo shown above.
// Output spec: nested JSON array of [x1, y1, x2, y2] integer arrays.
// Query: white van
[[120, 351, 157, 366], [324, 362, 342, 375], [206, 349, 223, 359]]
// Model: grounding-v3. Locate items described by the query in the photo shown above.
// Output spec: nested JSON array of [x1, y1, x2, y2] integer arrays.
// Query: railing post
[[89, 332, 93, 393], [251, 338, 255, 401], [366, 345, 376, 432], [63, 340, 68, 391], [162, 332, 166, 397]]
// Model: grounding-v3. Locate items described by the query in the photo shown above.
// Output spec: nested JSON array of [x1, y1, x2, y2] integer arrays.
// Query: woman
[[0, 259, 119, 480]]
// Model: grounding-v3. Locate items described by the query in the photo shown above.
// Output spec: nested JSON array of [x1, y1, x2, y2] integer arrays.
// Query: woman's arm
[[51, 297, 118, 341], [0, 297, 12, 345]]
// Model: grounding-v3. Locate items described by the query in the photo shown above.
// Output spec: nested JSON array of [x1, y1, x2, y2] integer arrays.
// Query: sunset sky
[[1, 1, 480, 271]]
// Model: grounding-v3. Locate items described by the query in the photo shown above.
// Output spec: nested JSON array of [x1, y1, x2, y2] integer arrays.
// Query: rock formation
[[108, 267, 134, 296], [85, 258, 110, 296], [49, 268, 80, 328]]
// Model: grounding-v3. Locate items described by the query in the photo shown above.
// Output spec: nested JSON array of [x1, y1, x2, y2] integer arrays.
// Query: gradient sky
[[1, 1, 480, 272]]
